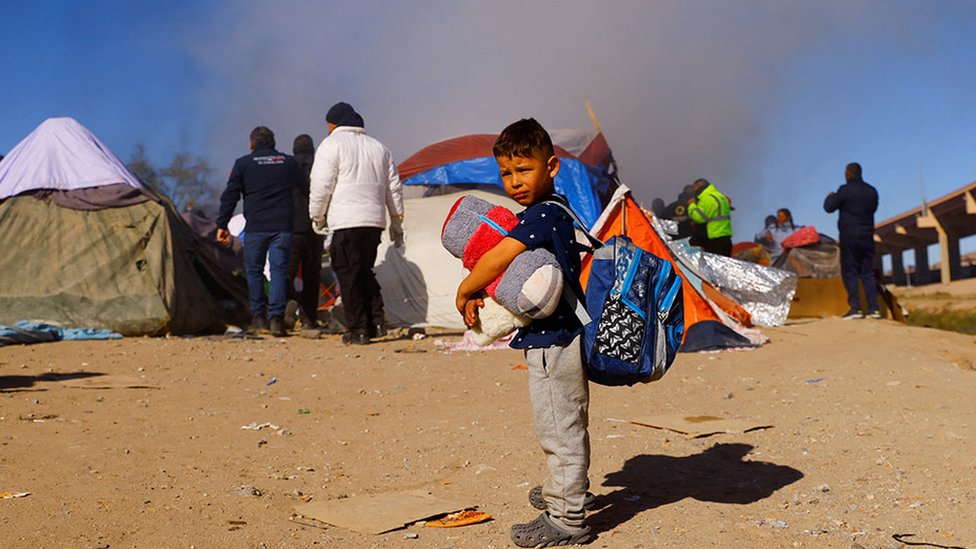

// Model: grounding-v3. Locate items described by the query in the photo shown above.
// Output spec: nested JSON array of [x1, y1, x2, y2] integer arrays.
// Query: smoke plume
[[188, 1, 970, 228]]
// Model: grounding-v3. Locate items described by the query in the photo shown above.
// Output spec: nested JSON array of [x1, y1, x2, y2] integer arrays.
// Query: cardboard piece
[[631, 414, 772, 437], [788, 277, 889, 319], [787, 277, 849, 318], [294, 489, 474, 534], [57, 375, 158, 389]]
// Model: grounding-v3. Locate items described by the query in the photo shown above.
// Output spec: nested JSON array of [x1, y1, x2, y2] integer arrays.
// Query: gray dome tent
[[0, 117, 248, 335]]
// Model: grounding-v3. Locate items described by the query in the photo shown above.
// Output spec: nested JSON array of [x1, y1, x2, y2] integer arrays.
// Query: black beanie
[[326, 102, 365, 128]]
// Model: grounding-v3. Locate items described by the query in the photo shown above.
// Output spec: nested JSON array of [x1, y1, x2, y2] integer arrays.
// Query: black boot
[[298, 314, 319, 329], [341, 329, 369, 345], [269, 316, 288, 337], [369, 323, 388, 339], [248, 315, 268, 333]]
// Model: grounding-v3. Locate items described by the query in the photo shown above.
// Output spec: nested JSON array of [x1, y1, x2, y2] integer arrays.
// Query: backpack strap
[[541, 199, 604, 251], [562, 281, 591, 324], [541, 198, 597, 324]]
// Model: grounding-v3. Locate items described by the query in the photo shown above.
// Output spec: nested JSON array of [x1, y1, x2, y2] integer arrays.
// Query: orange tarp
[[580, 195, 752, 334]]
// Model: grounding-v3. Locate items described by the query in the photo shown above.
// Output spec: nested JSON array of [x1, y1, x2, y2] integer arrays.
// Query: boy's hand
[[456, 291, 485, 328], [454, 236, 525, 328], [463, 296, 485, 328]]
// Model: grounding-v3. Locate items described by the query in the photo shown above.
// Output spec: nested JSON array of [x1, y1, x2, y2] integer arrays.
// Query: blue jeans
[[242, 231, 293, 318]]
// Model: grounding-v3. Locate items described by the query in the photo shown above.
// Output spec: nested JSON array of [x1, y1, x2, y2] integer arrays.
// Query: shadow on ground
[[589, 443, 804, 535], [0, 371, 105, 392]]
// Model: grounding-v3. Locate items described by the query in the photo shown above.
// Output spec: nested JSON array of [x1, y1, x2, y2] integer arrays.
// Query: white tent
[[0, 117, 144, 199], [375, 189, 519, 329]]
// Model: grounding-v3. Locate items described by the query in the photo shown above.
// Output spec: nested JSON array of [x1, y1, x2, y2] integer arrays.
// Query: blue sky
[[3, 1, 975, 262], [2, 2, 217, 161]]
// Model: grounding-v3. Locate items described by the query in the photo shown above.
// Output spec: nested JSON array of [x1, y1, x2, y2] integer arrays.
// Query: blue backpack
[[547, 202, 685, 386]]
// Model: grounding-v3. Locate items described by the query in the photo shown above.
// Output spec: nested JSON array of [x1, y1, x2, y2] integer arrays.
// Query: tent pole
[[584, 97, 603, 133], [585, 96, 624, 235], [585, 97, 627, 236], [621, 194, 627, 236]]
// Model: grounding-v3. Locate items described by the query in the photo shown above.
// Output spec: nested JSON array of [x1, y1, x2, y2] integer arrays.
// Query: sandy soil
[[2, 317, 975, 549]]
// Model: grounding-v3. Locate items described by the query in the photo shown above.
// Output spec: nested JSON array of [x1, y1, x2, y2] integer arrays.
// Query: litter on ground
[[631, 414, 772, 437]]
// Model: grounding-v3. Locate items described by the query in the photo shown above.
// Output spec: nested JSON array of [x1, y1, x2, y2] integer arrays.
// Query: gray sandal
[[510, 512, 592, 548], [528, 486, 596, 511]]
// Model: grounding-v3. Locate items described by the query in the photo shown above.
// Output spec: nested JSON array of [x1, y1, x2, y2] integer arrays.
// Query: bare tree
[[128, 143, 161, 190], [160, 153, 218, 213], [128, 145, 220, 214]]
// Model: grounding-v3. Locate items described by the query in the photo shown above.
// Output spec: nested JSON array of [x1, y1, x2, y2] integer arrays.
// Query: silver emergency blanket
[[647, 213, 796, 326], [656, 217, 680, 236]]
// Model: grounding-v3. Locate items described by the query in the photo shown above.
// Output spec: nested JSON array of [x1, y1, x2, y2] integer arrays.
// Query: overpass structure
[[874, 180, 976, 285]]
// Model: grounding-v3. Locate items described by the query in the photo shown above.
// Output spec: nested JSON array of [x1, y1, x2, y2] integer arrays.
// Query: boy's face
[[496, 151, 559, 207]]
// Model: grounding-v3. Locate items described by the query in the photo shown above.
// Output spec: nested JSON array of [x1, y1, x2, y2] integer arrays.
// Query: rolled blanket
[[442, 194, 564, 323], [495, 249, 563, 319], [442, 195, 520, 270]]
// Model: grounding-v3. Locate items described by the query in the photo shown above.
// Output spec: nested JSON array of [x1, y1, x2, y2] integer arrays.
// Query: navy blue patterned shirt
[[506, 194, 588, 350]]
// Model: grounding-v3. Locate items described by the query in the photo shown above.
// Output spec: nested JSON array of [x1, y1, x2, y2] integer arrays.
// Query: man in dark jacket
[[824, 162, 880, 319], [216, 126, 300, 337], [287, 134, 325, 329]]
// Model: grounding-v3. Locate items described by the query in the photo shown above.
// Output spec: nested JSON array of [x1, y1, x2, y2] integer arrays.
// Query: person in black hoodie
[[824, 162, 880, 319], [216, 126, 301, 337], [286, 134, 325, 329], [658, 186, 695, 240]]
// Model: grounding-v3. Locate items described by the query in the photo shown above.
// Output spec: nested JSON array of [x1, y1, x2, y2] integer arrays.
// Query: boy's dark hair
[[846, 162, 862, 179], [492, 118, 555, 159], [250, 126, 276, 150]]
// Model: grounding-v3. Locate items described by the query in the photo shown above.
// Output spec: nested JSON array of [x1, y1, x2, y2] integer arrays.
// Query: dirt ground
[[2, 314, 976, 548], [891, 278, 976, 313]]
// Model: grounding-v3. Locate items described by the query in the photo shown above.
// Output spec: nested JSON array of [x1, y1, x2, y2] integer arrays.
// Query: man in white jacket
[[309, 102, 404, 345]]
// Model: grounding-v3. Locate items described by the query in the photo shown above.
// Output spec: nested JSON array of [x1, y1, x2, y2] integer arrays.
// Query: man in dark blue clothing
[[216, 126, 301, 337], [824, 162, 880, 319]]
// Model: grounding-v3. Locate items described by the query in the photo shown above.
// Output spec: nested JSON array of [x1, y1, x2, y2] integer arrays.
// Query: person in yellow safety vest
[[686, 178, 733, 256]]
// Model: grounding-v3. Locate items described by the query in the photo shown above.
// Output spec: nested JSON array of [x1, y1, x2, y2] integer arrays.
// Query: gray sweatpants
[[525, 334, 590, 528]]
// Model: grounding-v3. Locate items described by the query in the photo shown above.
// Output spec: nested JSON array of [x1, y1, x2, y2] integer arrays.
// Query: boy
[[455, 118, 592, 547]]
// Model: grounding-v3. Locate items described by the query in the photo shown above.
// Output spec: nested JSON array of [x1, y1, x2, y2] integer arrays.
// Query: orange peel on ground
[[425, 509, 492, 528]]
